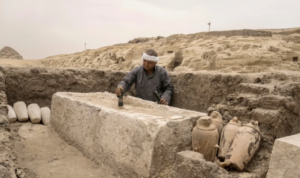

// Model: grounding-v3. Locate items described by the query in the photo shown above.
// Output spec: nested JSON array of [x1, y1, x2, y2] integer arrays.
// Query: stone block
[[51, 92, 206, 178], [266, 134, 300, 178]]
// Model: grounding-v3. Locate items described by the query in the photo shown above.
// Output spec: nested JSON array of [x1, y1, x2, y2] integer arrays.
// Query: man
[[115, 49, 174, 105]]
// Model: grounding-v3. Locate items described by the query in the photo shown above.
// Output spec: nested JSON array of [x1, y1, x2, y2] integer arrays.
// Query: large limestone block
[[41, 107, 51, 126], [28, 103, 41, 124], [267, 134, 300, 178], [51, 92, 206, 178], [13, 101, 28, 121], [7, 105, 17, 122]]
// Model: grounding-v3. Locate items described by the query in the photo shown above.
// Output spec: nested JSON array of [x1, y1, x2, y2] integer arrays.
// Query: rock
[[169, 151, 230, 178], [50, 92, 206, 178], [0, 46, 23, 59], [0, 165, 11, 178], [266, 134, 300, 178], [28, 103, 41, 124], [128, 37, 150, 44], [0, 115, 9, 129], [13, 101, 28, 122], [41, 107, 51, 126], [16, 168, 26, 178], [7, 105, 16, 122]]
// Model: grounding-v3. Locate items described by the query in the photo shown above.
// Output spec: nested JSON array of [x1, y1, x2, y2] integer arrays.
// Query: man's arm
[[117, 67, 139, 94], [160, 70, 174, 104]]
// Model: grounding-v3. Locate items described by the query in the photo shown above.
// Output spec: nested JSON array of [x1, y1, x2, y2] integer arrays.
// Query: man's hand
[[115, 87, 124, 97], [159, 98, 168, 105]]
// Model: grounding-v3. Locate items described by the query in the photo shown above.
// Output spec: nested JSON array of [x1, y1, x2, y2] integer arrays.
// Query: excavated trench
[[2, 66, 300, 177], [11, 122, 116, 178]]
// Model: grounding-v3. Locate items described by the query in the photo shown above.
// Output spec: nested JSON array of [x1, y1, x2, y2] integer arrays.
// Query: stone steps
[[236, 83, 275, 95], [258, 95, 291, 110], [225, 93, 291, 110], [250, 108, 281, 126]]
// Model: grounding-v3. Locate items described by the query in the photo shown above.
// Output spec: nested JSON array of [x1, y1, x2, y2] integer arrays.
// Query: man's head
[[143, 49, 158, 71]]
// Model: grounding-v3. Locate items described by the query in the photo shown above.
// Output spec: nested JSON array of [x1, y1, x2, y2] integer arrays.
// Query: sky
[[0, 0, 299, 59]]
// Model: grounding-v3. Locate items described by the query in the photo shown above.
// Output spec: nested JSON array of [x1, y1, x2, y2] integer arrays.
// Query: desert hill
[[42, 28, 300, 73]]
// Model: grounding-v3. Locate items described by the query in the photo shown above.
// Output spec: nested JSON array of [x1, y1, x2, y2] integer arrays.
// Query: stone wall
[[1, 66, 253, 112], [0, 71, 17, 178], [1, 67, 128, 108]]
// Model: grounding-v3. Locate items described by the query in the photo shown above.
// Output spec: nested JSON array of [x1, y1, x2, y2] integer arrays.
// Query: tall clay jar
[[210, 111, 224, 135], [218, 117, 241, 160], [220, 120, 261, 171], [192, 116, 219, 162]]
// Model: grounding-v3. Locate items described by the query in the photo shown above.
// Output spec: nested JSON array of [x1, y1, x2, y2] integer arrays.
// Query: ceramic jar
[[192, 116, 219, 162]]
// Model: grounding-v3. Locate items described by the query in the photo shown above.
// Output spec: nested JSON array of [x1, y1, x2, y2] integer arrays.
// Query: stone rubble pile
[[192, 111, 261, 172], [8, 101, 50, 125]]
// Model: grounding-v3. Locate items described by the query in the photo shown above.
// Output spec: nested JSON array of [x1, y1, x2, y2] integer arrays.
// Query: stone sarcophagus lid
[[51, 92, 206, 178]]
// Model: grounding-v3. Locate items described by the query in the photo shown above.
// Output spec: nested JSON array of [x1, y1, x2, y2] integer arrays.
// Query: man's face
[[143, 59, 156, 71]]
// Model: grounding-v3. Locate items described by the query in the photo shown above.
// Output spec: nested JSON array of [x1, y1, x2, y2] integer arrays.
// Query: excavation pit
[[50, 92, 207, 177]]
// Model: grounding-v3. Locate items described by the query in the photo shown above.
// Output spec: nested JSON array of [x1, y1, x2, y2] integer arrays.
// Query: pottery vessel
[[210, 111, 224, 135], [41, 107, 51, 126], [28, 103, 41, 124], [219, 120, 261, 171], [192, 116, 219, 162], [13, 101, 28, 122], [7, 105, 17, 122], [218, 117, 242, 160]]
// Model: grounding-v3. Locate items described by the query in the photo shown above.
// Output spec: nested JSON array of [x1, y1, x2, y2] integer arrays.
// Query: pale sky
[[1, 0, 299, 59]]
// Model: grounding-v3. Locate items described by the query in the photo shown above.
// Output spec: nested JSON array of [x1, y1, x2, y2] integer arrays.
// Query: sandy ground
[[11, 122, 116, 178], [0, 59, 43, 67]]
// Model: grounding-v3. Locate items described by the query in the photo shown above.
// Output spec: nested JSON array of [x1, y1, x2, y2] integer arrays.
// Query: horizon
[[1, 0, 300, 59]]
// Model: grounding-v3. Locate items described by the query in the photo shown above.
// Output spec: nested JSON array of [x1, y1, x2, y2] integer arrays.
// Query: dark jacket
[[118, 65, 174, 103]]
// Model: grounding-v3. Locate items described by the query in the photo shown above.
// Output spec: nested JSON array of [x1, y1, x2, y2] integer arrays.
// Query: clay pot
[[219, 120, 261, 171], [7, 105, 17, 122], [41, 107, 51, 126], [210, 111, 224, 135], [28, 103, 41, 124], [218, 117, 241, 160], [13, 101, 28, 122], [192, 116, 219, 162]]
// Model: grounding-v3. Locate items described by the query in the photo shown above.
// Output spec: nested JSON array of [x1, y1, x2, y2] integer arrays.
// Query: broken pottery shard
[[28, 103, 41, 124], [13, 101, 28, 122], [41, 107, 51, 126], [220, 120, 261, 171], [50, 92, 206, 177], [7, 105, 17, 122], [266, 134, 300, 178], [192, 116, 219, 162], [210, 111, 224, 135], [218, 117, 241, 160]]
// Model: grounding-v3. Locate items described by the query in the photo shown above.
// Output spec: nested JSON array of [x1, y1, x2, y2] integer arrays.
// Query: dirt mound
[[0, 46, 23, 60], [42, 27, 300, 73]]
